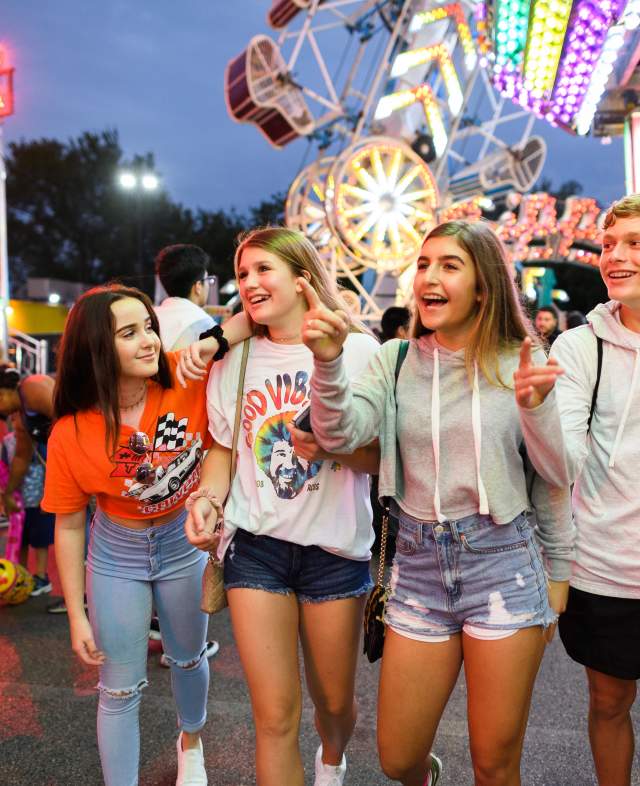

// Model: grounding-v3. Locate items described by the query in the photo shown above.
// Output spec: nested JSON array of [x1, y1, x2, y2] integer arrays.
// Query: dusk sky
[[2, 1, 627, 215]]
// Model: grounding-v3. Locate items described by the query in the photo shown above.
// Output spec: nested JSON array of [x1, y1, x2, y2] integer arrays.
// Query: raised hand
[[514, 337, 564, 409], [300, 279, 349, 362]]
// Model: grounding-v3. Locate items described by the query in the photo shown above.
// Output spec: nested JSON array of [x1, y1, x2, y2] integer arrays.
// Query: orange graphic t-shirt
[[41, 354, 212, 520]]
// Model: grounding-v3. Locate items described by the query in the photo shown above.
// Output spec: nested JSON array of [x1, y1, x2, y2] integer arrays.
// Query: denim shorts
[[224, 528, 373, 603], [385, 509, 555, 642]]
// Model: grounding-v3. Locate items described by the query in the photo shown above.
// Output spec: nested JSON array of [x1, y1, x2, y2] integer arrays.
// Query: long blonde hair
[[412, 220, 537, 386], [234, 226, 371, 336]]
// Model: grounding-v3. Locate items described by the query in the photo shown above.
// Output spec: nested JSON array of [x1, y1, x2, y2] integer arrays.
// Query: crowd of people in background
[[1, 194, 639, 786]]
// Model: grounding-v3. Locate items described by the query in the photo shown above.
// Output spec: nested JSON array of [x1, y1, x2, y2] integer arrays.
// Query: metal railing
[[8, 329, 48, 375]]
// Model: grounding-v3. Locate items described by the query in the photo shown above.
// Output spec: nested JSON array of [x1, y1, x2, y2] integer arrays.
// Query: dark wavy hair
[[54, 284, 172, 454]]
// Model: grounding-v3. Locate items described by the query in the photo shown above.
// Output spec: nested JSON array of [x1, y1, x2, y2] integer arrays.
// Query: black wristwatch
[[199, 324, 229, 361]]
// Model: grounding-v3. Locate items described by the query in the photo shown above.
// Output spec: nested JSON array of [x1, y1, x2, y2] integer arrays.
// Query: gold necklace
[[119, 383, 147, 411], [269, 332, 302, 343]]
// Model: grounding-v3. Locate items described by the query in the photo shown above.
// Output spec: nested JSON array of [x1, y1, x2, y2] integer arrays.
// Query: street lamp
[[0, 43, 15, 359], [119, 171, 137, 190], [116, 166, 160, 287]]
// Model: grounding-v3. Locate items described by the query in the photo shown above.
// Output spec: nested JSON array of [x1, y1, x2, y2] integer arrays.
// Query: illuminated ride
[[225, 0, 640, 318]]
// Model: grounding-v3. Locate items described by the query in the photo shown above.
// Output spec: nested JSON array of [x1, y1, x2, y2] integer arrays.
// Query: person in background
[[0, 366, 55, 595], [566, 310, 588, 329], [155, 244, 216, 350], [154, 248, 221, 664], [380, 306, 411, 343], [534, 305, 562, 348]]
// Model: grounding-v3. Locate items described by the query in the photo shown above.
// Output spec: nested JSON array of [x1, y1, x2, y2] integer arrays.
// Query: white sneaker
[[314, 744, 346, 786], [176, 732, 207, 786]]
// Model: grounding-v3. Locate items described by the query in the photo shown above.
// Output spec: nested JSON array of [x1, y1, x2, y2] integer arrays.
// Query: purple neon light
[[489, 0, 626, 127], [546, 0, 625, 123]]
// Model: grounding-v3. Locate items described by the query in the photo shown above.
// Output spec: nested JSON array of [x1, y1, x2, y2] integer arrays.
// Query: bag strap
[[378, 340, 410, 580], [587, 335, 603, 434], [230, 339, 250, 484]]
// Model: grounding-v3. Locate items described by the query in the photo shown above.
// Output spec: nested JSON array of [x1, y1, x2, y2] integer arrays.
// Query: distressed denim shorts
[[224, 528, 372, 603], [385, 508, 556, 642]]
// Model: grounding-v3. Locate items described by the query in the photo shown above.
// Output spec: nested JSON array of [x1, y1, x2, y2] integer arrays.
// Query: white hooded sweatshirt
[[550, 301, 640, 599]]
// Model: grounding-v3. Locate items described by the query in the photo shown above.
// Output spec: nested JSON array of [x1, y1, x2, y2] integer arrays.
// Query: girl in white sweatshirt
[[302, 220, 573, 786]]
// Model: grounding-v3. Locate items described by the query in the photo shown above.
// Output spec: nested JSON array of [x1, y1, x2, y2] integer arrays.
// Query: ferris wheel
[[225, 0, 550, 318]]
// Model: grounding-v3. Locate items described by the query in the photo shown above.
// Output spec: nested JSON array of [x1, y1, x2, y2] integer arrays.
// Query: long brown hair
[[234, 226, 371, 336], [54, 284, 172, 454], [412, 220, 537, 386]]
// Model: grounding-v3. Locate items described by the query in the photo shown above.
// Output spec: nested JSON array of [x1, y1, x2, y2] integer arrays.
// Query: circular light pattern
[[285, 158, 334, 254], [284, 158, 368, 275], [326, 137, 439, 272]]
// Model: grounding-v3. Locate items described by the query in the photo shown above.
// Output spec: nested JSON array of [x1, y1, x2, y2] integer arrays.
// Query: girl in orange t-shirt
[[41, 284, 249, 786]]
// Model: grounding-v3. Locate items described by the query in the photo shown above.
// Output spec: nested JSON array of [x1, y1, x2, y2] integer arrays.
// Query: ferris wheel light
[[330, 139, 438, 269], [409, 4, 478, 71]]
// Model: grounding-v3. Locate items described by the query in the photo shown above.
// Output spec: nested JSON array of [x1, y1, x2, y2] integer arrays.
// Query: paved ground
[[1, 545, 640, 786]]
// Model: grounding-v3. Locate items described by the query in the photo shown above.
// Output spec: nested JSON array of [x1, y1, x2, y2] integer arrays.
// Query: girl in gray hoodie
[[301, 220, 574, 786]]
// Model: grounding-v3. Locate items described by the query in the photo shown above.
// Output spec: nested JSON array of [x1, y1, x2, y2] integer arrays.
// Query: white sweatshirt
[[154, 297, 215, 351], [550, 301, 640, 598]]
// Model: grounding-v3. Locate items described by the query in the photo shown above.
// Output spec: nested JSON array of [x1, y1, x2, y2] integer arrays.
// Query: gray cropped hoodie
[[310, 335, 575, 581]]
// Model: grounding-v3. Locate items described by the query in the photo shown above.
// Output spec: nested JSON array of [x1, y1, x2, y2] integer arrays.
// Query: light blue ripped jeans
[[87, 508, 209, 786]]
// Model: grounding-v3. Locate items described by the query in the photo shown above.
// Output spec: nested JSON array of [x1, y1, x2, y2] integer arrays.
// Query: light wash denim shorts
[[385, 508, 556, 642]]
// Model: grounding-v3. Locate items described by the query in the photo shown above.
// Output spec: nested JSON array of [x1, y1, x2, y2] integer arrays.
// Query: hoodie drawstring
[[431, 348, 445, 523], [431, 350, 489, 521], [472, 363, 490, 515], [608, 348, 640, 468]]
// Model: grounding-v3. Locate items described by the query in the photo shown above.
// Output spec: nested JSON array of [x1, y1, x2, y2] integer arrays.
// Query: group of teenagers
[[32, 192, 640, 786]]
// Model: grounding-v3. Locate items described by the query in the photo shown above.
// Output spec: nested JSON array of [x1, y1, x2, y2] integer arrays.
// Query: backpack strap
[[378, 339, 410, 582], [394, 340, 409, 387], [587, 336, 603, 434]]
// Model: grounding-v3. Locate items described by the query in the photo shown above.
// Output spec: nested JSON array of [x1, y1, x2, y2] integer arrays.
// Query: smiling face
[[237, 246, 306, 333], [600, 216, 640, 311], [111, 298, 161, 382], [413, 234, 480, 350]]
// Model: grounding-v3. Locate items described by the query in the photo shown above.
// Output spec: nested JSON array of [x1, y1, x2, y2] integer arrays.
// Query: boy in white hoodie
[[550, 194, 640, 786]]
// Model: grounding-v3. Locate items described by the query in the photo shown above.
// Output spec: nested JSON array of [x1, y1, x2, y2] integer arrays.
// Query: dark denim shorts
[[224, 528, 373, 603]]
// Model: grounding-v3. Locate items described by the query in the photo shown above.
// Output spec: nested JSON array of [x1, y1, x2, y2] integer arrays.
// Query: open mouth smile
[[421, 294, 448, 309]]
